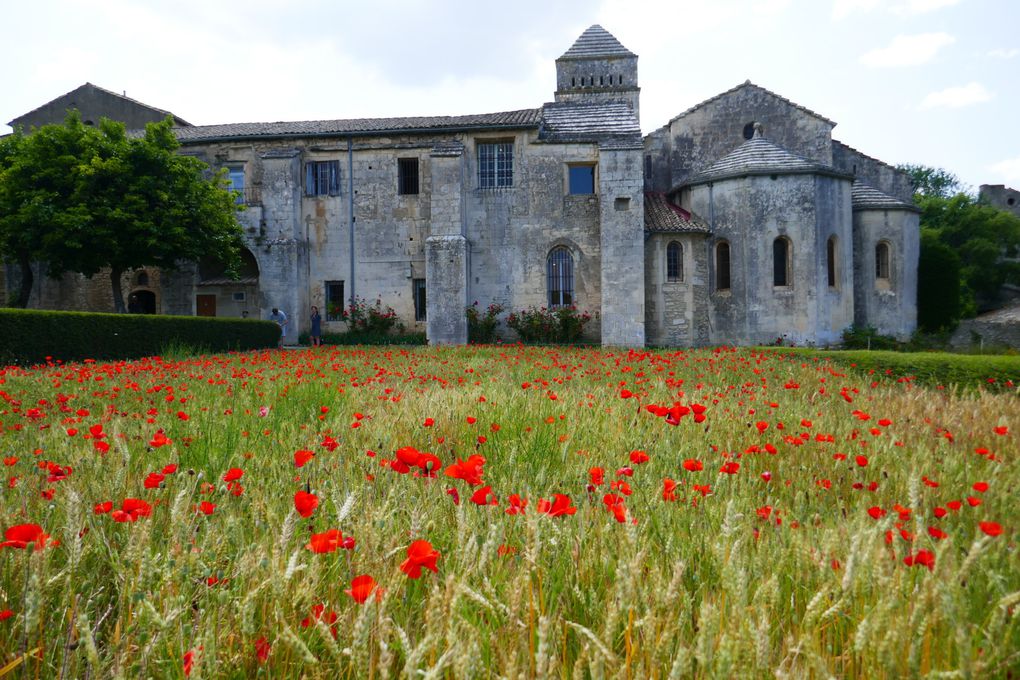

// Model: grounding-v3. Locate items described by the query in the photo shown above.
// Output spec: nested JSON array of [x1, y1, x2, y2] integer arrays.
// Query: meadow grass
[[0, 345, 1016, 678]]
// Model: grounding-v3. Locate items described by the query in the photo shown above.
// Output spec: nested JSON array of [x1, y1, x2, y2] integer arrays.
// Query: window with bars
[[666, 241, 683, 282], [547, 247, 574, 307], [305, 161, 340, 196], [325, 281, 345, 321], [478, 142, 513, 188], [875, 242, 891, 283], [716, 241, 731, 291], [773, 237, 791, 287], [412, 279, 426, 321], [398, 158, 419, 195]]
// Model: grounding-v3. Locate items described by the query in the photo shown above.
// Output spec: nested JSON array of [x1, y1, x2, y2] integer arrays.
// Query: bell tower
[[555, 25, 640, 122]]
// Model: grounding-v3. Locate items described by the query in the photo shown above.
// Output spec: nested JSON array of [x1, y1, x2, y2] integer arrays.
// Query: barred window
[[666, 241, 683, 282], [478, 142, 513, 188], [325, 281, 345, 321], [305, 160, 340, 196], [876, 242, 890, 281], [413, 278, 426, 321], [547, 247, 574, 307], [398, 158, 419, 195]]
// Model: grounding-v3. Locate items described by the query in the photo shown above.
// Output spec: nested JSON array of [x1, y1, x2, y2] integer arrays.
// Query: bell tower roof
[[558, 25, 636, 60]]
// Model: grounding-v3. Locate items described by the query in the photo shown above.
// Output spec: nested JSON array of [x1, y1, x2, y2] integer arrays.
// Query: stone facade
[[8, 25, 919, 347], [979, 184, 1020, 218]]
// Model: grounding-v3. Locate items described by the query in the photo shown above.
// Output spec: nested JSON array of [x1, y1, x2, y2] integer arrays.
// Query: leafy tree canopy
[[0, 112, 244, 310], [897, 163, 965, 199]]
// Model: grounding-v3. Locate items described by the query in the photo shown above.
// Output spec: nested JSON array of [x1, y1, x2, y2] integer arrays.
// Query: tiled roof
[[686, 133, 847, 185], [9, 82, 191, 128], [852, 181, 919, 211], [644, 192, 711, 233], [653, 80, 836, 135], [538, 101, 641, 143], [430, 140, 465, 157], [172, 109, 543, 143], [559, 25, 636, 60]]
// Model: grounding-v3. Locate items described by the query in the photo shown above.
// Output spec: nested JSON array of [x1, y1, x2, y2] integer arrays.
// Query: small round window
[[742, 122, 756, 140], [1008, 197, 1016, 206]]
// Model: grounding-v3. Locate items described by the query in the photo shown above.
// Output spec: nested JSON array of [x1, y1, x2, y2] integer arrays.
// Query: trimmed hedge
[[0, 309, 280, 365], [764, 348, 1020, 390]]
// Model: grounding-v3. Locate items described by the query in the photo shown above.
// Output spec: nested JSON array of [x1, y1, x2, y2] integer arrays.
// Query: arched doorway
[[128, 289, 157, 314]]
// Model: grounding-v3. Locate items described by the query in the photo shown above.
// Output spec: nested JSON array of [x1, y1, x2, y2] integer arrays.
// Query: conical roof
[[686, 128, 846, 185], [851, 181, 919, 211], [559, 25, 635, 60]]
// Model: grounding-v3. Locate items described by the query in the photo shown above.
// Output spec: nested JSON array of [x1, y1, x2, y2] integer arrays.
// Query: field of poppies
[[0, 345, 1016, 678]]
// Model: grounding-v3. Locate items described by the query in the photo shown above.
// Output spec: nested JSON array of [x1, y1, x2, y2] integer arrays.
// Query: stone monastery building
[[9, 25, 919, 346]]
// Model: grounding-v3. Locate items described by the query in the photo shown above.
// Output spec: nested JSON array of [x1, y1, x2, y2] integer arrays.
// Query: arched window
[[876, 242, 891, 286], [547, 247, 574, 307], [773, 237, 791, 287], [666, 241, 683, 282], [716, 241, 731, 291], [826, 236, 837, 288], [136, 271, 150, 287]]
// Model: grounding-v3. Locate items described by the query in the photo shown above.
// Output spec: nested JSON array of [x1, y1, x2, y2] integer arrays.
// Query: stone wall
[[979, 184, 1020, 218], [685, 173, 854, 346], [9, 83, 184, 131], [832, 141, 913, 202], [851, 208, 919, 340], [644, 233, 710, 346], [949, 304, 1020, 350], [644, 83, 836, 191]]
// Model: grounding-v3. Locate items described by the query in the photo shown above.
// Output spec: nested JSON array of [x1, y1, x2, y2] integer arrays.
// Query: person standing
[[310, 306, 322, 347], [270, 307, 288, 348]]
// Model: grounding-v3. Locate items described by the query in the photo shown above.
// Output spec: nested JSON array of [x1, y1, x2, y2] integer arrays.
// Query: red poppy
[[979, 521, 1003, 537], [927, 526, 948, 540], [682, 459, 703, 472], [294, 491, 319, 518], [196, 501, 216, 516], [111, 498, 152, 523], [94, 501, 113, 514], [0, 523, 53, 550], [446, 487, 460, 505], [254, 636, 271, 664], [505, 494, 528, 515], [993, 426, 1008, 435], [345, 574, 378, 603], [144, 472, 165, 489], [629, 450, 650, 464], [662, 478, 677, 501], [423, 417, 435, 427], [223, 468, 244, 483], [972, 481, 989, 493], [536, 494, 577, 517], [719, 461, 740, 475], [470, 485, 498, 506], [294, 450, 315, 467], [444, 455, 486, 486], [149, 430, 172, 448], [588, 467, 605, 486], [307, 529, 345, 553], [855, 455, 869, 467], [903, 549, 935, 571], [162, 464, 178, 474], [0, 609, 12, 621], [301, 604, 339, 637], [183, 649, 196, 677], [867, 506, 887, 520], [400, 540, 440, 579]]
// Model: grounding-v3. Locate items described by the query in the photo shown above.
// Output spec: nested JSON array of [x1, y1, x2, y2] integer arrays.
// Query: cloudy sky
[[2, 0, 1016, 191]]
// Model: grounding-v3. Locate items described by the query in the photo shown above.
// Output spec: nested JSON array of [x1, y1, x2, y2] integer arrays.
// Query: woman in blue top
[[310, 306, 322, 346]]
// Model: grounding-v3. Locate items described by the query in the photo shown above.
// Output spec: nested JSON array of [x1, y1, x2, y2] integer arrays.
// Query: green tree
[[0, 112, 244, 311], [917, 229, 963, 331], [897, 163, 964, 198]]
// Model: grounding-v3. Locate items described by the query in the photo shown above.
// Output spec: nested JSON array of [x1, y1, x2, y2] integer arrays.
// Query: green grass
[[0, 346, 1016, 678]]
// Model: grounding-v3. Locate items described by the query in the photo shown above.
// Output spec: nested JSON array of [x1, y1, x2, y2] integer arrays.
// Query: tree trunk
[[14, 256, 33, 308], [111, 267, 126, 313]]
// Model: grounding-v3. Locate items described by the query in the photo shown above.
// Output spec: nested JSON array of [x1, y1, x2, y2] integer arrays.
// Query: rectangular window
[[568, 164, 596, 195], [325, 280, 345, 321], [478, 142, 513, 188], [413, 278, 426, 322], [305, 160, 341, 196], [398, 158, 420, 195], [232, 292, 246, 302], [227, 166, 245, 204]]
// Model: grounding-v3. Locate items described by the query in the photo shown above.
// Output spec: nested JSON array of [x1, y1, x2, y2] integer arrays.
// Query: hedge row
[[0, 309, 280, 366], [765, 348, 1020, 390]]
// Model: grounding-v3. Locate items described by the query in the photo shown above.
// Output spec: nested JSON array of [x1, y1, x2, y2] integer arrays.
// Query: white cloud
[[987, 48, 1020, 59], [752, 0, 793, 15], [919, 82, 992, 109], [860, 33, 955, 67], [832, 0, 880, 19], [989, 158, 1020, 183], [891, 0, 961, 15]]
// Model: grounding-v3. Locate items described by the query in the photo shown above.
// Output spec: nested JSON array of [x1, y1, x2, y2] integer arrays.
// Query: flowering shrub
[[506, 305, 592, 343], [466, 302, 504, 343], [341, 297, 400, 335]]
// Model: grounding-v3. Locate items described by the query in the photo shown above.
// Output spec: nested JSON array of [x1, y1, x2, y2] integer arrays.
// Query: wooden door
[[196, 294, 217, 317]]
